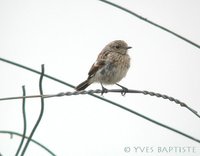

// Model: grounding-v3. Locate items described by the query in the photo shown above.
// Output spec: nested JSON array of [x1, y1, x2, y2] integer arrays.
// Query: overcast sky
[[0, 0, 200, 156]]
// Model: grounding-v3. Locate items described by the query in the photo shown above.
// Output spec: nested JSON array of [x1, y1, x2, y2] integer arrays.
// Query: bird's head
[[107, 40, 132, 55]]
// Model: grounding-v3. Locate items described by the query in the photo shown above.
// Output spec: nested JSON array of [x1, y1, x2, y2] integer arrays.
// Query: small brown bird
[[76, 40, 132, 94]]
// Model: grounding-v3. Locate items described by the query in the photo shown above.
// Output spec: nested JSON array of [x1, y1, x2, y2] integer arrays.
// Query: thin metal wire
[[0, 1, 198, 154], [0, 89, 199, 118], [0, 130, 56, 156], [89, 93, 200, 144], [20, 65, 45, 156], [15, 86, 27, 156], [0, 57, 74, 88], [0, 57, 200, 144], [99, 0, 200, 49]]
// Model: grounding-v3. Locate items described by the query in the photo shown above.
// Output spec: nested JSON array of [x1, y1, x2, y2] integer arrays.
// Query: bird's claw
[[120, 86, 128, 96], [116, 83, 128, 96], [101, 87, 108, 96]]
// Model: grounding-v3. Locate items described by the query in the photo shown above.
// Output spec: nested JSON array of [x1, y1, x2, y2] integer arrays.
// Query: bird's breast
[[94, 53, 130, 84]]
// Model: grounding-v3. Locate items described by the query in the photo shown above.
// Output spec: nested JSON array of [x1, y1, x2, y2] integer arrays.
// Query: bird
[[75, 40, 132, 95]]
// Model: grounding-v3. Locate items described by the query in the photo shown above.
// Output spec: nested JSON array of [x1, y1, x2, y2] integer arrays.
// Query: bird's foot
[[100, 83, 108, 96], [116, 84, 128, 96]]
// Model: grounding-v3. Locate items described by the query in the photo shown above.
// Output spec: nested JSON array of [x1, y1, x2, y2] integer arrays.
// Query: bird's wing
[[88, 59, 105, 79], [87, 50, 110, 79]]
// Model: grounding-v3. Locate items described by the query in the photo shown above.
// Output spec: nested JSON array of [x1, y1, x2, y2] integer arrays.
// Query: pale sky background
[[0, 0, 200, 156]]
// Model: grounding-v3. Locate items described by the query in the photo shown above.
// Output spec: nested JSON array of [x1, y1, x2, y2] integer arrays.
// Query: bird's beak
[[126, 46, 132, 49]]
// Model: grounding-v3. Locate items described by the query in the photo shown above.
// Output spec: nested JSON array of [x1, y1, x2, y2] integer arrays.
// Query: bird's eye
[[115, 45, 120, 49]]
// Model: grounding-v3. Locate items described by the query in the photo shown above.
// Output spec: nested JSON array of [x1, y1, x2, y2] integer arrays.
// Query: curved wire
[[0, 130, 56, 156], [90, 93, 200, 144], [20, 65, 45, 156], [99, 0, 200, 49], [15, 86, 27, 156], [0, 58, 199, 144], [0, 89, 199, 118]]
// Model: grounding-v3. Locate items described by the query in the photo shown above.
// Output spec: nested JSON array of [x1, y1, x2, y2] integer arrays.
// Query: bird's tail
[[76, 79, 91, 91]]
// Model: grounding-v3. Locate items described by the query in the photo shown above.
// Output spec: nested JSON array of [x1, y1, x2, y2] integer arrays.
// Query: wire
[[0, 57, 199, 144], [15, 86, 27, 156], [20, 65, 45, 156], [0, 57, 74, 88], [0, 130, 56, 156], [0, 89, 199, 118], [99, 0, 200, 49], [90, 93, 200, 144]]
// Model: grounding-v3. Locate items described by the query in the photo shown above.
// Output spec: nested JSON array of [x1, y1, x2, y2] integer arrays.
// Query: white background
[[0, 0, 200, 155]]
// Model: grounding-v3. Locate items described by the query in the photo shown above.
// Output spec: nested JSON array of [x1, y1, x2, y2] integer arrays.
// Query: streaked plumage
[[76, 40, 131, 91]]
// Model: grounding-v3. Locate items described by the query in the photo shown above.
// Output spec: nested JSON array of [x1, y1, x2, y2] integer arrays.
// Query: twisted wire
[[45, 89, 199, 118], [1, 89, 198, 118], [0, 57, 200, 145]]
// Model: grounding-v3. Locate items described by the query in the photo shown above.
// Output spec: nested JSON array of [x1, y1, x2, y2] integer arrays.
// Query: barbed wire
[[99, 0, 200, 49], [0, 89, 199, 118]]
